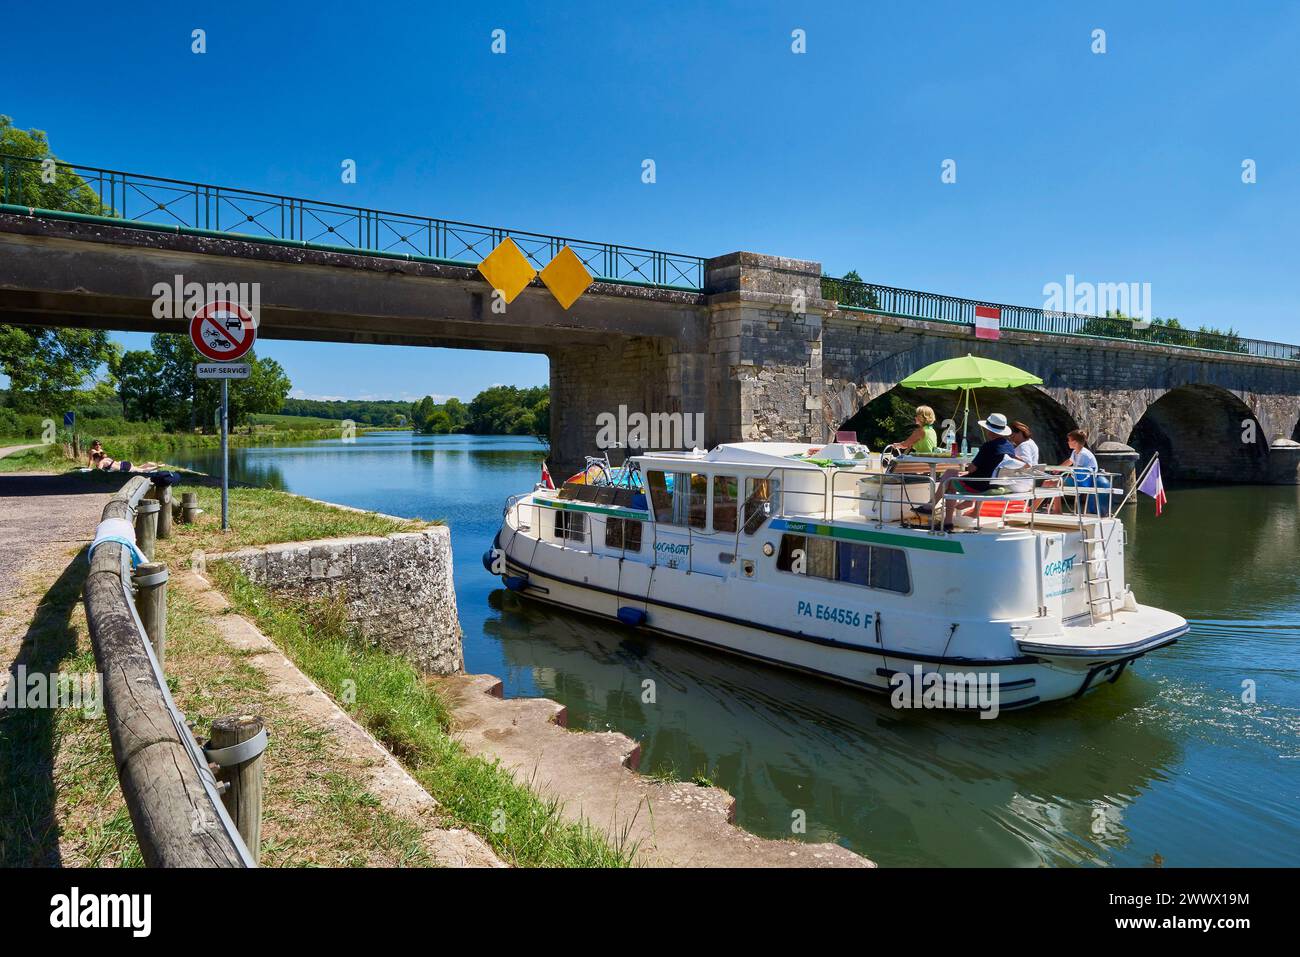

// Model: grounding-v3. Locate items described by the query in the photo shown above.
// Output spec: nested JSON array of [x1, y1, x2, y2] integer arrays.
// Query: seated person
[[922, 413, 1017, 530], [90, 451, 162, 473], [894, 405, 938, 454], [1051, 429, 1099, 513], [87, 440, 104, 467], [1001, 421, 1040, 496]]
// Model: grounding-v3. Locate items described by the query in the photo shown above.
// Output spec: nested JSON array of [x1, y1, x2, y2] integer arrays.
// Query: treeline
[[278, 398, 411, 426], [409, 385, 548, 437]]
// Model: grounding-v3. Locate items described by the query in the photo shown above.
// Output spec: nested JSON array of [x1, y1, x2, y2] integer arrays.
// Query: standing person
[[895, 405, 938, 453], [921, 412, 1017, 530]]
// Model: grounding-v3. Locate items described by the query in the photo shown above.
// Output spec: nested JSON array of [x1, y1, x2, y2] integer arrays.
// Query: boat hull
[[495, 546, 1184, 714]]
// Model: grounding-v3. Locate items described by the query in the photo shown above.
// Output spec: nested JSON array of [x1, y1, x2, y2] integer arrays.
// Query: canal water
[[170, 432, 1300, 867]]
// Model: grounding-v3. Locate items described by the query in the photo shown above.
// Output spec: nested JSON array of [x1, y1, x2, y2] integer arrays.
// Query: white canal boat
[[486, 441, 1186, 713]]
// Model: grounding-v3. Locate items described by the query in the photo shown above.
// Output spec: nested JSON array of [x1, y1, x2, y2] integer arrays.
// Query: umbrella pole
[[960, 390, 971, 455]]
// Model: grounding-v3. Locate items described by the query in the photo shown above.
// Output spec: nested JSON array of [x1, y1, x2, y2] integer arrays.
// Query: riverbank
[[0, 424, 382, 473]]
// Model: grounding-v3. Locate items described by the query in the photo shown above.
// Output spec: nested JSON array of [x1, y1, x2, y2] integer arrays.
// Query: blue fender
[[617, 607, 648, 627]]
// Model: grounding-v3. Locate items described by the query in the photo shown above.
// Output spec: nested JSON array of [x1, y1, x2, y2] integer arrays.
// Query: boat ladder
[[1076, 509, 1118, 623]]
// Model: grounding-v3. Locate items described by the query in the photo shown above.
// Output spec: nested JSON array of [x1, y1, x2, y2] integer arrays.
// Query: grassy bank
[[210, 565, 631, 867], [154, 484, 630, 867], [0, 443, 68, 472], [160, 484, 426, 554]]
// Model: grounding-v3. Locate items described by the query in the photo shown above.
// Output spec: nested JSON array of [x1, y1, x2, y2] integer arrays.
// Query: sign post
[[190, 301, 257, 531]]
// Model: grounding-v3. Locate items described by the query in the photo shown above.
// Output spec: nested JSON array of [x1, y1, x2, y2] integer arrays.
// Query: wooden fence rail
[[83, 475, 255, 867]]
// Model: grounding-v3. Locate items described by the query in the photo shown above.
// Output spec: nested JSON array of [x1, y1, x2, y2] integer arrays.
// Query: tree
[[0, 325, 116, 412], [116, 349, 170, 421], [821, 269, 880, 310], [142, 333, 291, 431], [465, 385, 549, 436], [0, 116, 106, 213]]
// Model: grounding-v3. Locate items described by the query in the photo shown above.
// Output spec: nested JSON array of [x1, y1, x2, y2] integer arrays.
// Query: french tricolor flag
[[974, 305, 1001, 340], [1138, 458, 1167, 516]]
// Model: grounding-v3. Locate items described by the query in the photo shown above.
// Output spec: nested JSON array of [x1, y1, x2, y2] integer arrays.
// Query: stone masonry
[[213, 527, 463, 675]]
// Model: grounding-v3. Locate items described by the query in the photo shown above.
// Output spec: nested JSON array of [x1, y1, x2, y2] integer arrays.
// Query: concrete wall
[[214, 527, 463, 675]]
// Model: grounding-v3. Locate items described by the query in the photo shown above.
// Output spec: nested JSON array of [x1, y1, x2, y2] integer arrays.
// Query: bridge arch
[[1127, 384, 1270, 483], [836, 384, 1077, 462]]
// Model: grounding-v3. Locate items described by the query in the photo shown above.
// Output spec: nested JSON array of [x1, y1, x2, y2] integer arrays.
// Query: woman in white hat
[[921, 412, 1017, 529]]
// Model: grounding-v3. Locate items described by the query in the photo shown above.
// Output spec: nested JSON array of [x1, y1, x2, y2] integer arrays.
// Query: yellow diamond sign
[[540, 245, 593, 310], [477, 237, 537, 304]]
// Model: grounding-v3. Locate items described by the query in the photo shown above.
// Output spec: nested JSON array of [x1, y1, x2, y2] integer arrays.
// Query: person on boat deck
[[999, 420, 1039, 494], [926, 412, 1017, 529], [86, 440, 103, 467], [1050, 429, 1100, 514], [894, 405, 938, 453]]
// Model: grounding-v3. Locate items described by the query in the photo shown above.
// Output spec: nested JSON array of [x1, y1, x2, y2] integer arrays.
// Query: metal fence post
[[207, 716, 267, 865], [132, 562, 169, 670], [135, 499, 161, 560]]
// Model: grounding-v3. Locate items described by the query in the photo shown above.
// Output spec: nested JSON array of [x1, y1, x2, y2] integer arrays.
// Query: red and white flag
[[1137, 458, 1167, 516], [540, 461, 556, 490], [974, 305, 1001, 340]]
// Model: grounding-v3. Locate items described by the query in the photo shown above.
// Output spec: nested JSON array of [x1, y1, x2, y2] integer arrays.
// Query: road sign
[[190, 300, 256, 362], [196, 362, 251, 379], [63, 411, 75, 427]]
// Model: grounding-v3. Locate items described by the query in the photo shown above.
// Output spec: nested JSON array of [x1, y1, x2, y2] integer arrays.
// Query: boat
[[485, 440, 1187, 714]]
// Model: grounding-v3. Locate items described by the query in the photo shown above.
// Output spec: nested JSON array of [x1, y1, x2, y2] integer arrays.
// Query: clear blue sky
[[3, 0, 1296, 401]]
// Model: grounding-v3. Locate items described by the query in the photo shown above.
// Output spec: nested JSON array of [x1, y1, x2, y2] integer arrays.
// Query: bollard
[[181, 491, 200, 524], [134, 499, 161, 561], [208, 715, 266, 864], [132, 561, 169, 670], [156, 485, 174, 539]]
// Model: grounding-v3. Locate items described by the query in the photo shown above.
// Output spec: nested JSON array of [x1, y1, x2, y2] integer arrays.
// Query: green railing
[[0, 153, 705, 291], [821, 275, 1300, 362]]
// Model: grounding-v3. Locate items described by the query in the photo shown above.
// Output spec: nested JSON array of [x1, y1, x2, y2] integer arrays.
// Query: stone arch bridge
[[2, 210, 1297, 484]]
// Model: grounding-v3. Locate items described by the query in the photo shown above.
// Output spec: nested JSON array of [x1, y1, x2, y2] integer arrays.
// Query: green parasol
[[899, 354, 1043, 390], [899, 355, 1042, 453]]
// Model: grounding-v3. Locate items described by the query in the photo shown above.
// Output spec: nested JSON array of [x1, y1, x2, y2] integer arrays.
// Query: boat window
[[712, 475, 738, 532], [743, 477, 781, 535], [646, 470, 675, 524], [605, 517, 642, 552], [553, 508, 586, 543], [673, 472, 692, 526], [776, 535, 910, 594], [775, 534, 834, 576], [688, 473, 708, 529], [868, 545, 910, 593]]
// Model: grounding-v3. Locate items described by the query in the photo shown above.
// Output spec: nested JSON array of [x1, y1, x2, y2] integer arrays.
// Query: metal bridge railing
[[821, 275, 1300, 362], [0, 153, 705, 291]]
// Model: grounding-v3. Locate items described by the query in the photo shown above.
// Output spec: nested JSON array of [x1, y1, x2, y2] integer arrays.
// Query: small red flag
[[974, 305, 1001, 340], [540, 462, 555, 490]]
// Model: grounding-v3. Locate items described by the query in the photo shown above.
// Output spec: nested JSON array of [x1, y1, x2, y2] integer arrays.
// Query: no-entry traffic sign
[[190, 300, 256, 361]]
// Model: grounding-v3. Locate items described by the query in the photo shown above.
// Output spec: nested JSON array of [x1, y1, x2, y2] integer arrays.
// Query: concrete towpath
[[0, 467, 128, 602]]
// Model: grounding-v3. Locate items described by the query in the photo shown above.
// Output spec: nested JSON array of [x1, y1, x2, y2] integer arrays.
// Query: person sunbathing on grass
[[90, 451, 162, 474]]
